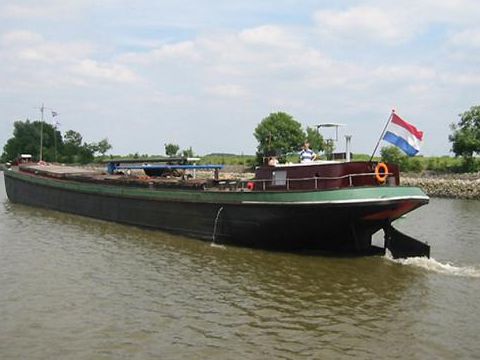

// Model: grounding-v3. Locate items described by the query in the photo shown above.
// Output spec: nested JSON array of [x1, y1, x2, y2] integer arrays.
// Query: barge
[[2, 158, 430, 258]]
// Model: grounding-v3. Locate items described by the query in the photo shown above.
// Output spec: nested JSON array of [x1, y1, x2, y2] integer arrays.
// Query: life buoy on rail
[[246, 182, 255, 190], [375, 162, 389, 183]]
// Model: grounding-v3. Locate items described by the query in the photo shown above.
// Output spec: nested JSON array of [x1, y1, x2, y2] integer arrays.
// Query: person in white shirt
[[299, 142, 316, 163]]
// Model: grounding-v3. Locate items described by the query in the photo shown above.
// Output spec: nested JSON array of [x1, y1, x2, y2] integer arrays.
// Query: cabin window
[[272, 170, 287, 186]]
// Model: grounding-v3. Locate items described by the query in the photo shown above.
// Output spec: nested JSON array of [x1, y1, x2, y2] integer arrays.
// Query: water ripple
[[1, 176, 480, 359]]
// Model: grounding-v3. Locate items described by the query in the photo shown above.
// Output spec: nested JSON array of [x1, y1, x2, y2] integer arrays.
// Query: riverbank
[[402, 173, 480, 200]]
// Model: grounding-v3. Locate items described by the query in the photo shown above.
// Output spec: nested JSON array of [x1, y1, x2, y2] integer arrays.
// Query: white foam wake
[[210, 242, 226, 250], [385, 251, 480, 278]]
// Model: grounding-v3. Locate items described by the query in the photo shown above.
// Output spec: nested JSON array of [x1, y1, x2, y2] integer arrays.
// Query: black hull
[[3, 172, 422, 255]]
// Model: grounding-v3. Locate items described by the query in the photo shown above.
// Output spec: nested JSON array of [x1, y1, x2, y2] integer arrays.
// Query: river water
[[0, 172, 479, 359]]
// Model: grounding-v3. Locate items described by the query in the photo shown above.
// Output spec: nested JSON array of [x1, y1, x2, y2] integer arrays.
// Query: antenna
[[316, 123, 345, 141], [37, 103, 59, 162], [316, 123, 345, 159], [39, 103, 44, 162]]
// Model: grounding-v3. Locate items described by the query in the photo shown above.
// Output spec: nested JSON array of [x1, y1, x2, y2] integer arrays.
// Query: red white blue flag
[[383, 112, 423, 156]]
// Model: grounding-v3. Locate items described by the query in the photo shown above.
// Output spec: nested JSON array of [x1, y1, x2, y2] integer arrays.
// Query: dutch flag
[[383, 112, 423, 156]]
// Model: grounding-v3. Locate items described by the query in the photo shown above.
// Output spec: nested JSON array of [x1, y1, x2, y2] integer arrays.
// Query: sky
[[1, 0, 480, 157]]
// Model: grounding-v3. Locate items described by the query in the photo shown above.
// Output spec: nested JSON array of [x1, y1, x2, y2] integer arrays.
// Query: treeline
[[198, 154, 256, 167], [105, 143, 196, 162], [380, 146, 474, 173], [1, 120, 111, 164]]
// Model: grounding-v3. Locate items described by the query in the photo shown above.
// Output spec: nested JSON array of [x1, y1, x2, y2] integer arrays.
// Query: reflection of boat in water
[[3, 156, 430, 258]]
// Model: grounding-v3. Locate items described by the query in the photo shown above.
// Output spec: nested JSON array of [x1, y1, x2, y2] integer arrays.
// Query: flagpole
[[39, 103, 44, 162], [54, 124, 57, 163], [369, 110, 395, 163], [52, 111, 59, 163]]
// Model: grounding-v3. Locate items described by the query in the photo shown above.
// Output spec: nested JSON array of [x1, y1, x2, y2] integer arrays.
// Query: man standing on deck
[[299, 142, 316, 163]]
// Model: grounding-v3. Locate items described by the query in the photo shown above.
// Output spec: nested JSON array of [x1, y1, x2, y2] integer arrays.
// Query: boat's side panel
[[5, 171, 221, 239], [3, 171, 370, 250]]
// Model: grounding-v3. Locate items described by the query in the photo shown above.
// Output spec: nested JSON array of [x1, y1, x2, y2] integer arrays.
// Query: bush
[[403, 157, 424, 172]]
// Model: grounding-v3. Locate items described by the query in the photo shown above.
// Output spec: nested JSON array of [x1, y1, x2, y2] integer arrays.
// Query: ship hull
[[3, 169, 429, 254]]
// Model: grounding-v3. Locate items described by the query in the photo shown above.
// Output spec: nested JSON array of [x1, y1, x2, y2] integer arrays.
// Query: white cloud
[[314, 1, 480, 45], [120, 41, 200, 64], [412, 0, 480, 25], [448, 28, 480, 48], [372, 65, 436, 82], [1, 30, 93, 63], [1, 30, 43, 45], [441, 73, 480, 86], [70, 60, 140, 84], [205, 84, 248, 98], [0, 1, 97, 20], [1, 3, 59, 19], [314, 6, 415, 43], [0, 30, 139, 89], [238, 25, 299, 48], [147, 90, 194, 105], [407, 84, 432, 95]]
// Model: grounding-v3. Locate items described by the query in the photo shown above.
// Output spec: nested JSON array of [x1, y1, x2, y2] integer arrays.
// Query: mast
[[54, 122, 57, 162], [39, 103, 44, 162]]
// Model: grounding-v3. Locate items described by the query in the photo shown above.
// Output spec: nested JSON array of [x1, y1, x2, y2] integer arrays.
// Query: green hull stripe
[[4, 170, 428, 205]]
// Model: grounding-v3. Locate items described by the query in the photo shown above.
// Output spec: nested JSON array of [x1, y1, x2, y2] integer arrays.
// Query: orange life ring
[[246, 182, 255, 190], [375, 162, 389, 183]]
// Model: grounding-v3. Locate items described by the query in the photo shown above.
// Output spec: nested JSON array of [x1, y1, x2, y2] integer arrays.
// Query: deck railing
[[237, 171, 394, 191]]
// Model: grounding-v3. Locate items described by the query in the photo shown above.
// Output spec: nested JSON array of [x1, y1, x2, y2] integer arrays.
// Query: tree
[[380, 146, 404, 166], [305, 126, 325, 153], [94, 138, 112, 156], [62, 129, 95, 164], [182, 146, 194, 158], [63, 130, 83, 163], [254, 112, 305, 161], [449, 105, 480, 171], [165, 143, 180, 157], [77, 144, 95, 164], [1, 120, 63, 162], [64, 130, 83, 147], [2, 121, 109, 165]]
